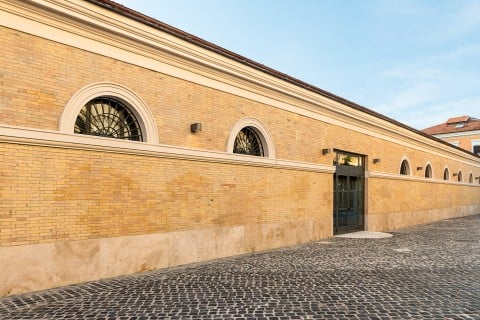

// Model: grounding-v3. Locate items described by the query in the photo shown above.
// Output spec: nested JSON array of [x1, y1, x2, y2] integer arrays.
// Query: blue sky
[[117, 0, 480, 129]]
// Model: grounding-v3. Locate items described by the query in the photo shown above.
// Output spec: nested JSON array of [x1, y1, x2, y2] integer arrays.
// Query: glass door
[[333, 151, 365, 234]]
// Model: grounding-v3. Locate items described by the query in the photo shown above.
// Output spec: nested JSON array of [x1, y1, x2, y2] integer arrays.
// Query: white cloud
[[435, 44, 480, 61], [377, 82, 439, 113], [446, 1, 480, 37], [382, 67, 445, 81], [398, 96, 480, 129]]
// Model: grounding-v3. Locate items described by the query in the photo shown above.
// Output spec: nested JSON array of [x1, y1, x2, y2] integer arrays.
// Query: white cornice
[[0, 0, 480, 165], [433, 131, 480, 139], [369, 171, 480, 186], [0, 124, 335, 174]]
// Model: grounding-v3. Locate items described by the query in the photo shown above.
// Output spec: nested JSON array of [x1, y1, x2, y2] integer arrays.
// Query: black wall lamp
[[190, 123, 202, 133], [416, 166, 423, 171], [373, 158, 381, 164], [322, 148, 331, 155]]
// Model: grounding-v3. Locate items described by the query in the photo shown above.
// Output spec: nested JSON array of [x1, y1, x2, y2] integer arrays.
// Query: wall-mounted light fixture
[[476, 176, 480, 180], [190, 123, 202, 133], [373, 158, 381, 164], [453, 173, 458, 177], [416, 166, 423, 171], [322, 148, 331, 155]]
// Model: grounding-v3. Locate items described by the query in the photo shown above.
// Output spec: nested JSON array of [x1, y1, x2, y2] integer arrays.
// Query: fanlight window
[[443, 168, 449, 181], [425, 164, 432, 178], [233, 126, 264, 156], [400, 159, 410, 175], [75, 97, 143, 141]]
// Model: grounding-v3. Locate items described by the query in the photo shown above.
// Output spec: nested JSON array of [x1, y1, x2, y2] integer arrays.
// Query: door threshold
[[335, 231, 393, 239]]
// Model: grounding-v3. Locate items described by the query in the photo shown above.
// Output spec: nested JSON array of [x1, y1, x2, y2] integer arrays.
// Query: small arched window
[[425, 164, 432, 178], [233, 126, 264, 156], [469, 173, 474, 183], [227, 117, 275, 158], [457, 171, 462, 182], [400, 159, 410, 175], [443, 168, 449, 181]]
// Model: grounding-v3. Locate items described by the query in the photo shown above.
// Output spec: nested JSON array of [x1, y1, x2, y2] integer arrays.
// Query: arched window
[[469, 173, 474, 183], [443, 168, 449, 181], [425, 164, 432, 178], [227, 117, 275, 158], [60, 82, 159, 144], [457, 171, 462, 182], [233, 126, 264, 156], [75, 97, 143, 141], [400, 159, 410, 175]]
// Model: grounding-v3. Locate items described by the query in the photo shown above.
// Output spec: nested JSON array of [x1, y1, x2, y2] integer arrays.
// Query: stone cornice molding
[[433, 131, 480, 139], [0, 125, 335, 174], [0, 0, 479, 164], [368, 171, 480, 186]]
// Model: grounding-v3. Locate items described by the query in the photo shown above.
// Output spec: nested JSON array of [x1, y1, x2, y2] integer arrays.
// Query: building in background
[[0, 0, 479, 297], [423, 116, 480, 155]]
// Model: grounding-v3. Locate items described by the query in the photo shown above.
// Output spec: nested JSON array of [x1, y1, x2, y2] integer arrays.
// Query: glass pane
[[233, 127, 264, 156], [335, 152, 363, 167], [75, 97, 143, 141]]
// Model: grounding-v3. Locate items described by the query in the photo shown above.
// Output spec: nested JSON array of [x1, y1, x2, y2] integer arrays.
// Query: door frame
[[333, 150, 366, 235]]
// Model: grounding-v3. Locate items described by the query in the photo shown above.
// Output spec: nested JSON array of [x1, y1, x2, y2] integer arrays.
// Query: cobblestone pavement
[[1, 215, 479, 320]]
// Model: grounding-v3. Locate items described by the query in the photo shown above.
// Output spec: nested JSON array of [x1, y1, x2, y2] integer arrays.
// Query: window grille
[[425, 165, 432, 178], [75, 97, 143, 141], [443, 168, 449, 181], [400, 160, 410, 175], [233, 126, 264, 156]]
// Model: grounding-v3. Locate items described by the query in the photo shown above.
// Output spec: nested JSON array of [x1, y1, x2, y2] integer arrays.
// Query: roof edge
[[84, 0, 479, 159]]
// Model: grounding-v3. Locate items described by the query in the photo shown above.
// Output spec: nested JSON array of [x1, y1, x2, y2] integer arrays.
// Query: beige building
[[1, 0, 479, 296], [423, 116, 480, 156]]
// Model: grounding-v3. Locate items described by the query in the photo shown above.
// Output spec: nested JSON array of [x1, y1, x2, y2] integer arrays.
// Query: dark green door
[[333, 152, 365, 234]]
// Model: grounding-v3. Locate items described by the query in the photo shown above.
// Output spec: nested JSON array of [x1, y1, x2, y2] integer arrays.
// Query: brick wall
[[1, 26, 480, 249], [0, 143, 331, 247]]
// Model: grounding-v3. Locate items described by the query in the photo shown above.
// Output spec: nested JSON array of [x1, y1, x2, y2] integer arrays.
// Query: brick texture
[[1, 27, 480, 247]]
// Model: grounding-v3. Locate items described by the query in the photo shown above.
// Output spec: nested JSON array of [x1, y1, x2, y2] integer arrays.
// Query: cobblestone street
[[1, 215, 479, 320]]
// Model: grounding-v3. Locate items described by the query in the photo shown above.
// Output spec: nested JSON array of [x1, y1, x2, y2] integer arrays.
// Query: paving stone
[[0, 215, 479, 319]]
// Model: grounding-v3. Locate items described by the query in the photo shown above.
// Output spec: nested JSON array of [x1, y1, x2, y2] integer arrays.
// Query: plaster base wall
[[0, 218, 329, 296], [368, 205, 480, 232]]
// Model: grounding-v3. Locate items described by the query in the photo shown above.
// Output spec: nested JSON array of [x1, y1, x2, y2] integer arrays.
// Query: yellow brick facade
[[1, 1, 480, 296], [0, 143, 332, 247]]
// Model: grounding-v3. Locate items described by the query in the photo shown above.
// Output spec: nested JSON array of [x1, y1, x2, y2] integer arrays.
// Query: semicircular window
[[400, 159, 410, 175], [233, 126, 264, 156], [74, 97, 143, 141], [425, 164, 432, 178]]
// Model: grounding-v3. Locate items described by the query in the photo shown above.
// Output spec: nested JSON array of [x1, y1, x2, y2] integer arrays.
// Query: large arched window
[[233, 126, 264, 156], [443, 168, 449, 181], [60, 82, 159, 144], [75, 97, 143, 141], [400, 159, 410, 175], [425, 164, 433, 178], [227, 117, 275, 158]]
